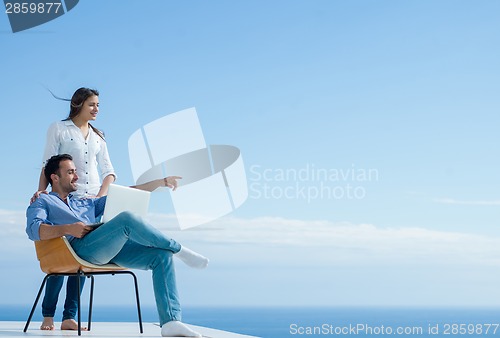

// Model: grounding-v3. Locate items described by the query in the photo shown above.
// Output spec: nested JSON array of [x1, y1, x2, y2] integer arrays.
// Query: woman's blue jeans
[[70, 211, 182, 326], [42, 275, 85, 320]]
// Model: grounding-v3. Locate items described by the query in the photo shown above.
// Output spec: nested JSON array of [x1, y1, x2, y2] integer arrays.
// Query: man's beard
[[66, 181, 78, 193]]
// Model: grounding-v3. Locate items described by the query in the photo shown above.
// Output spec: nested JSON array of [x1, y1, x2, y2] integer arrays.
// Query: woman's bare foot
[[40, 317, 55, 330], [61, 319, 88, 331]]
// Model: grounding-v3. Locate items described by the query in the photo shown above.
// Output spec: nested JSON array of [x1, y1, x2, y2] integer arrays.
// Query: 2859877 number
[[443, 323, 499, 335], [5, 2, 62, 14]]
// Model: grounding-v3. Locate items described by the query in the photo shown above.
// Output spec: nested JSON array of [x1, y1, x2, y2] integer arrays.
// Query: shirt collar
[[63, 119, 77, 127], [49, 191, 74, 199]]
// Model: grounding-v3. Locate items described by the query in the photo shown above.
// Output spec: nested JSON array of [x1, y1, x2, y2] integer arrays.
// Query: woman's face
[[77, 95, 99, 121]]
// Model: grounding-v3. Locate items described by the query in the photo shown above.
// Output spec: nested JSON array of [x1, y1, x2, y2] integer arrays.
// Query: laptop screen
[[102, 184, 151, 223]]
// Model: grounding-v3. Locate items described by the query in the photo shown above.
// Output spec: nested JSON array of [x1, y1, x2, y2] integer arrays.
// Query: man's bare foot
[[40, 317, 55, 330], [61, 319, 88, 331]]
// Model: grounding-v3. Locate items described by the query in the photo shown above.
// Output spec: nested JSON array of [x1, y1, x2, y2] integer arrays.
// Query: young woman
[[33, 87, 116, 330]]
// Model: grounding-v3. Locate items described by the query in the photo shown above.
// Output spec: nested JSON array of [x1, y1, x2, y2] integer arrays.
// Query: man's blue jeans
[[70, 211, 182, 326], [42, 275, 85, 320]]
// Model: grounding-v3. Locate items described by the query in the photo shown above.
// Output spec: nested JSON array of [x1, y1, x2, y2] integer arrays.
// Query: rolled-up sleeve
[[96, 140, 116, 181], [41, 122, 60, 167], [26, 198, 52, 241]]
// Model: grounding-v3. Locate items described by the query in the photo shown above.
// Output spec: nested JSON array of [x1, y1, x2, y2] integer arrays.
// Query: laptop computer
[[89, 184, 151, 228]]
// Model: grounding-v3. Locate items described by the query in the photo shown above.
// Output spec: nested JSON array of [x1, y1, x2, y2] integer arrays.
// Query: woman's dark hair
[[63, 87, 105, 140], [44, 154, 74, 185]]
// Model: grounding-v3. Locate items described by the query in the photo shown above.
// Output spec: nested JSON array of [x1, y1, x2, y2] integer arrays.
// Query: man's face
[[52, 160, 79, 193]]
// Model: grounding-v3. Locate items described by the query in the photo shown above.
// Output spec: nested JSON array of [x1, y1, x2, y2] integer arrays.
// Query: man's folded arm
[[38, 223, 70, 240], [26, 198, 91, 241], [38, 222, 90, 241]]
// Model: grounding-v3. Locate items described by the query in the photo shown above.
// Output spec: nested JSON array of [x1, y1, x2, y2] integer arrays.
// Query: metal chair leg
[[23, 274, 51, 332], [88, 275, 95, 331], [130, 272, 143, 333], [24, 271, 142, 335]]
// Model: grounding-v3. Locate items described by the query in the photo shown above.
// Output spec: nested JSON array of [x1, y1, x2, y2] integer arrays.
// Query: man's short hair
[[44, 154, 73, 185]]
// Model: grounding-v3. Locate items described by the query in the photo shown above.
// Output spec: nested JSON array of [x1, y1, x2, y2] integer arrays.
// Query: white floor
[[0, 321, 259, 338]]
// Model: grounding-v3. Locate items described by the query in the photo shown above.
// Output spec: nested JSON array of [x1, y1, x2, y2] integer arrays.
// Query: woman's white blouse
[[42, 120, 116, 198]]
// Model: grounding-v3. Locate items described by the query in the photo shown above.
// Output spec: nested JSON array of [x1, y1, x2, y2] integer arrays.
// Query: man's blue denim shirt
[[26, 192, 106, 241]]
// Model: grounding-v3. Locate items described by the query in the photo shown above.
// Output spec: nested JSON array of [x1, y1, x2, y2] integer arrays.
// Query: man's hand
[[30, 190, 48, 204], [66, 222, 93, 238]]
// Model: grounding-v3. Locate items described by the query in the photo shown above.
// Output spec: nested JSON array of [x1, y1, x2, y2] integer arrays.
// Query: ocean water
[[2, 305, 500, 337]]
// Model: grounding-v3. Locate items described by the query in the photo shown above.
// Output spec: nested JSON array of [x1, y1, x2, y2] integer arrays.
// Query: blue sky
[[1, 0, 499, 310]]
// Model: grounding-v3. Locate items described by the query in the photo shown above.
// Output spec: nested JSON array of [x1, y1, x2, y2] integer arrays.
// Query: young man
[[26, 154, 208, 337]]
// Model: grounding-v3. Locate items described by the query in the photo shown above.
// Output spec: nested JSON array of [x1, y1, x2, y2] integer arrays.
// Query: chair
[[23, 236, 143, 336]]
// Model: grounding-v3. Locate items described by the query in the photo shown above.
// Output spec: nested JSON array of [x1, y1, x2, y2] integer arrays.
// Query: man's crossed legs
[[70, 211, 208, 337]]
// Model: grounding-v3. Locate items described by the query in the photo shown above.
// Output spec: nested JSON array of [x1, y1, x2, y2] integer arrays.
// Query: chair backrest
[[35, 237, 125, 274]]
